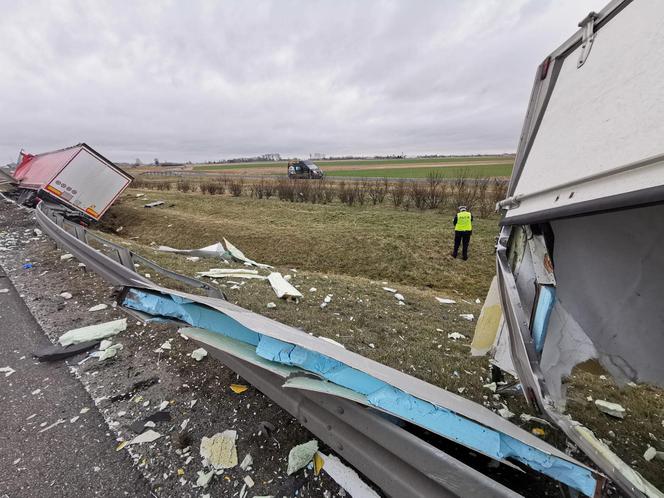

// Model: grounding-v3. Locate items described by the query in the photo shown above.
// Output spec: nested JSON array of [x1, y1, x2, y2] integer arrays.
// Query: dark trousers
[[453, 230, 472, 260]]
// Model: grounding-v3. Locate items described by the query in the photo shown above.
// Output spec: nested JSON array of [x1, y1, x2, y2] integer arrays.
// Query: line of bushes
[[134, 173, 507, 218]]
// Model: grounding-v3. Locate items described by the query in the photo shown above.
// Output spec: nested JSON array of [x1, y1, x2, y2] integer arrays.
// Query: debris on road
[[200, 430, 238, 469], [129, 411, 172, 433], [320, 453, 380, 498], [459, 313, 475, 321], [59, 291, 73, 300], [287, 439, 319, 475], [58, 318, 127, 346], [60, 254, 74, 261], [498, 405, 515, 419], [435, 297, 456, 304], [33, 340, 99, 362], [0, 366, 16, 377], [266, 302, 276, 309], [195, 469, 215, 489], [595, 400, 626, 419], [127, 429, 163, 446], [268, 272, 303, 300], [240, 453, 253, 471], [88, 303, 108, 312], [447, 332, 466, 340], [230, 384, 248, 394], [38, 418, 66, 433], [191, 348, 208, 361], [144, 201, 165, 208], [91, 343, 123, 361], [0, 288, 9, 293]]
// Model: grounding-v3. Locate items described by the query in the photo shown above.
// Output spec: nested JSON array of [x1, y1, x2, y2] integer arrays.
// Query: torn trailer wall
[[33, 202, 603, 497]]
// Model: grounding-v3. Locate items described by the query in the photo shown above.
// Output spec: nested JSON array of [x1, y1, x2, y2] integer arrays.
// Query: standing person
[[451, 206, 473, 260]]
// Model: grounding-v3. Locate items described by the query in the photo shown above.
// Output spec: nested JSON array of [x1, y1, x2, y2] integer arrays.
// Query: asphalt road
[[0, 265, 152, 497]]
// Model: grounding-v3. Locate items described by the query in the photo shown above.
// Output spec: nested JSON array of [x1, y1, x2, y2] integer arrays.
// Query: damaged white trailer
[[489, 0, 664, 496]]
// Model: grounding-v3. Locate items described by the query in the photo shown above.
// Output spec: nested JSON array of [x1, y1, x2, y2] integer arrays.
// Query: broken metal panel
[[124, 287, 599, 496]]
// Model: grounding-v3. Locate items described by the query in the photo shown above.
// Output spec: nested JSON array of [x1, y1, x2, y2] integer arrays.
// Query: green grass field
[[193, 155, 514, 172], [326, 163, 513, 178]]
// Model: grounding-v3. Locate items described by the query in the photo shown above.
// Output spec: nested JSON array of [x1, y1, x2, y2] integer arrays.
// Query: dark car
[[287, 160, 324, 179]]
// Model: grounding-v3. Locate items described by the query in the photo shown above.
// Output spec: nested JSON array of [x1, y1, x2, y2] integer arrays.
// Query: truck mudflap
[[495, 225, 663, 498]]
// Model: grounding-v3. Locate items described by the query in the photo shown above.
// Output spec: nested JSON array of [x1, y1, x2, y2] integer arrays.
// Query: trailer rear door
[[44, 148, 131, 220], [503, 0, 664, 224]]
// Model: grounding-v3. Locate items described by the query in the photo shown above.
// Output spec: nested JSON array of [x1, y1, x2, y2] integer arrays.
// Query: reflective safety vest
[[455, 211, 472, 231]]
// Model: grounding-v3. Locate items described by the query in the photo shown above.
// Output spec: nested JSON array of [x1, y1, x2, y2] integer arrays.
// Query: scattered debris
[[195, 469, 215, 489], [483, 382, 497, 392], [459, 313, 475, 321], [595, 400, 626, 419], [268, 272, 303, 300], [144, 201, 165, 208], [287, 439, 319, 475], [394, 293, 405, 302], [0, 288, 9, 293], [644, 446, 657, 461], [240, 453, 253, 471], [532, 428, 546, 437], [60, 253, 74, 261], [127, 429, 162, 446], [475, 298, 481, 304], [0, 366, 16, 377], [447, 332, 466, 340], [224, 238, 272, 269], [200, 430, 238, 469], [38, 418, 66, 433], [191, 348, 208, 361], [266, 302, 276, 309], [309, 287, 317, 292], [382, 287, 397, 293], [129, 411, 172, 433], [230, 384, 248, 394], [33, 340, 99, 362], [498, 406, 515, 419], [196, 268, 265, 279], [243, 475, 255, 488], [99, 339, 113, 351], [58, 318, 127, 346], [159, 242, 226, 258], [59, 292, 73, 300], [520, 414, 553, 427], [435, 297, 456, 304], [88, 303, 108, 312], [160, 341, 172, 350], [92, 343, 123, 361]]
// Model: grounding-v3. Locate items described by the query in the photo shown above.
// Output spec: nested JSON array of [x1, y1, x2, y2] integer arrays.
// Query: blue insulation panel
[[123, 287, 596, 496], [532, 285, 556, 354]]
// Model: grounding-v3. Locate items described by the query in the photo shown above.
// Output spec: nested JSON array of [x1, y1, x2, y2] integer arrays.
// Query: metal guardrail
[[40, 203, 223, 299], [33, 201, 527, 498]]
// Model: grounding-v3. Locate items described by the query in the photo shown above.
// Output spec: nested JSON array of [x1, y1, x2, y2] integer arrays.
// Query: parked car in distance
[[287, 160, 324, 179]]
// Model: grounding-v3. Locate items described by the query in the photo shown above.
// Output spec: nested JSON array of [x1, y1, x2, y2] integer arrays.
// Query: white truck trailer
[[481, 0, 664, 496], [12, 143, 132, 221]]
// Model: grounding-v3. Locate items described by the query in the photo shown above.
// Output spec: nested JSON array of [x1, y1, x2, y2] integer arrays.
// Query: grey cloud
[[0, 0, 606, 163]]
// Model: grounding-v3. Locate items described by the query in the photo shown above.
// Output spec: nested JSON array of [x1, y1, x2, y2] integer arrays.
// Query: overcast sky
[[0, 0, 606, 163]]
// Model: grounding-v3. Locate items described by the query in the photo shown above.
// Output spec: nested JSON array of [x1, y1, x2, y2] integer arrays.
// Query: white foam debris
[[459, 314, 474, 321], [191, 348, 208, 361], [447, 332, 466, 340], [382, 287, 397, 293], [394, 293, 405, 301], [200, 430, 238, 469], [128, 429, 162, 445], [644, 446, 657, 461], [268, 272, 303, 299], [88, 303, 108, 312], [0, 366, 16, 377], [60, 253, 74, 261], [435, 297, 456, 304], [309, 287, 317, 292], [59, 292, 73, 300], [58, 318, 127, 346], [595, 400, 626, 419], [266, 302, 276, 309], [240, 453, 253, 471], [320, 453, 380, 498]]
